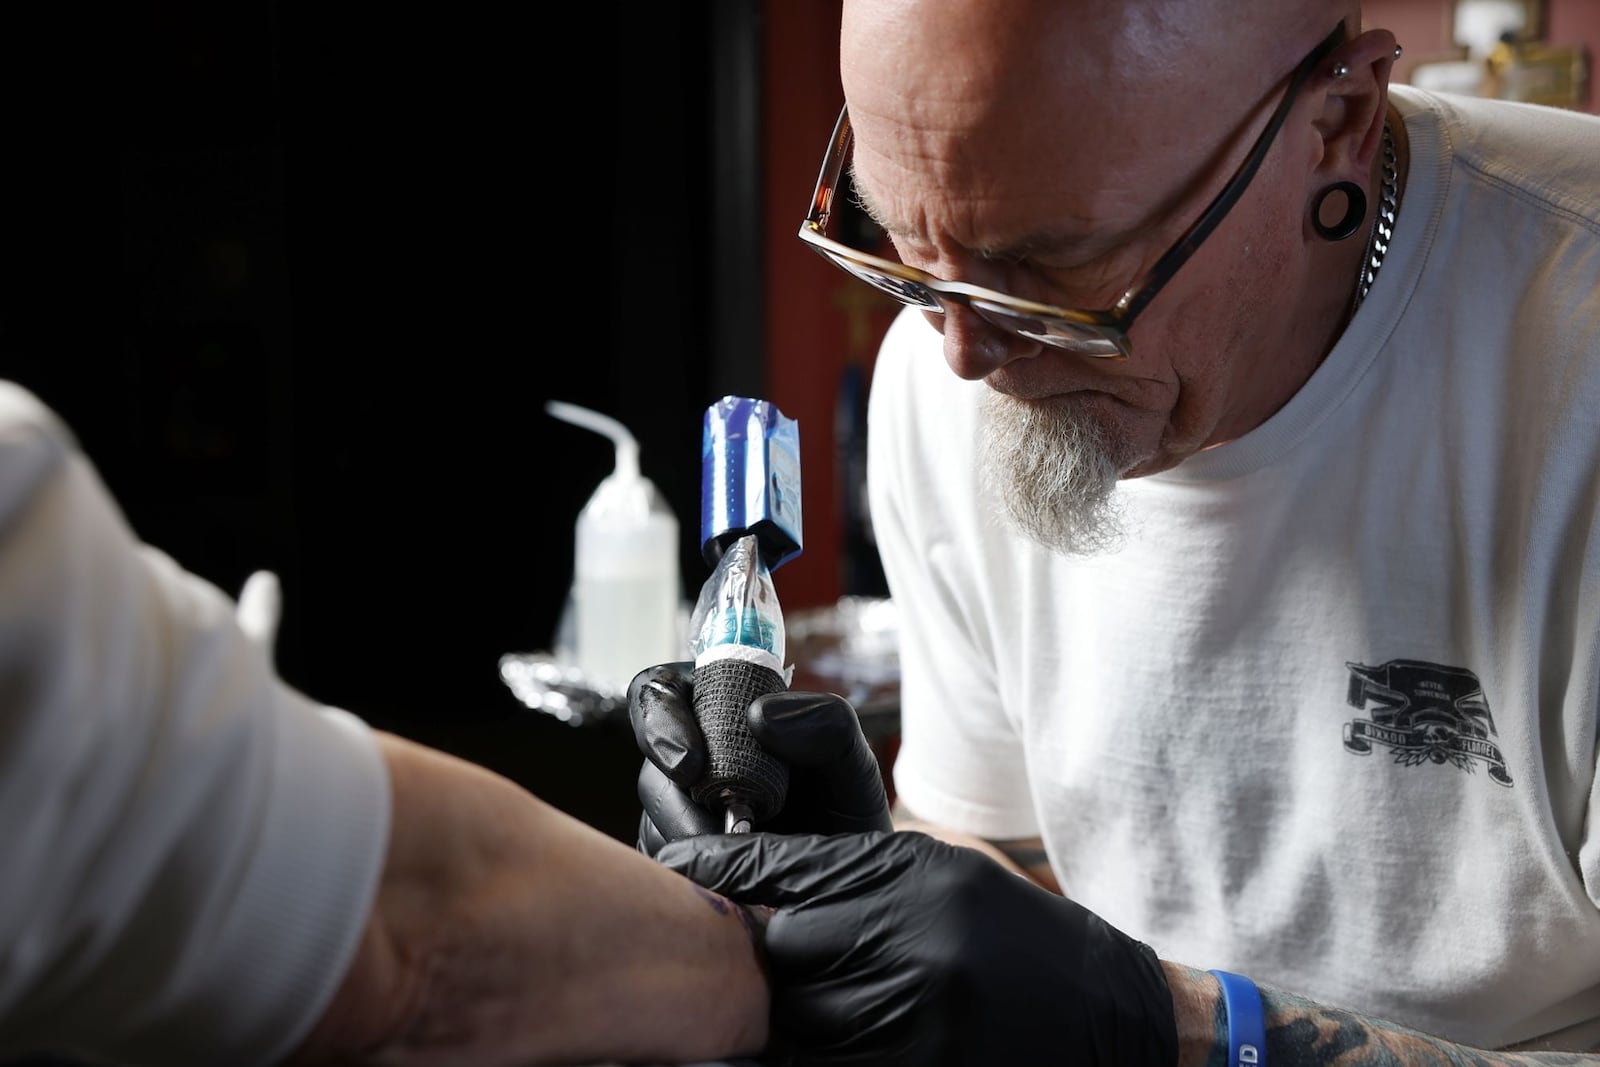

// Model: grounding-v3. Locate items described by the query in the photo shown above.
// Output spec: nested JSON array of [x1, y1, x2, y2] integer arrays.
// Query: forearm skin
[[286, 731, 769, 1067]]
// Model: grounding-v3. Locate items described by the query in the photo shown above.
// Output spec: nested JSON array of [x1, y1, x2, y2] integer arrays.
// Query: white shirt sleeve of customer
[[0, 383, 390, 1067], [866, 310, 1040, 840]]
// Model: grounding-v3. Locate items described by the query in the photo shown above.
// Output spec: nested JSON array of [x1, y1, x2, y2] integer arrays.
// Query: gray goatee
[[978, 391, 1129, 557]]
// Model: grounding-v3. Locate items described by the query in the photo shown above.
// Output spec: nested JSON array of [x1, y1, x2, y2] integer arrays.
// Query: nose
[[939, 304, 1042, 381]]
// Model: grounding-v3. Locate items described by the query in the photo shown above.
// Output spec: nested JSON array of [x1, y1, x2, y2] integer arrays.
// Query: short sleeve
[[0, 383, 391, 1067], [865, 312, 1040, 840], [1582, 729, 1600, 912]]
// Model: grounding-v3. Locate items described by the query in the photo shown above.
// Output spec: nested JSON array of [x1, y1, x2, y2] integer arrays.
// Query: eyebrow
[[846, 162, 1151, 268], [843, 175, 897, 238], [978, 226, 1119, 263]]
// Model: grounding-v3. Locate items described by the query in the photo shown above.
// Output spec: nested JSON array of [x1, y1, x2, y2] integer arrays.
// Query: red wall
[[762, 1, 894, 612]]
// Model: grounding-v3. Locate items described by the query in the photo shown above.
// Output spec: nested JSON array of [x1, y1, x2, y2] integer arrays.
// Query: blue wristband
[[1209, 970, 1266, 1067]]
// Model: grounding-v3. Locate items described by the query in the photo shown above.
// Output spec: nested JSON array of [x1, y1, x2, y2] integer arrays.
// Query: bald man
[[637, 1, 1600, 1063]]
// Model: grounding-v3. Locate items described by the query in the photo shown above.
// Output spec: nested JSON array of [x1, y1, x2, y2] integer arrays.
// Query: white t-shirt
[[0, 384, 391, 1065], [868, 87, 1600, 1051]]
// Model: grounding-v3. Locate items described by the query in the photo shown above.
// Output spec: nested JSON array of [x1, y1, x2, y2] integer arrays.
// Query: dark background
[[1, 2, 768, 843]]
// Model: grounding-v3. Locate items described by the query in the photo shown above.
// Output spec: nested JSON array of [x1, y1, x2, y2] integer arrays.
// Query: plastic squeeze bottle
[[546, 401, 683, 695]]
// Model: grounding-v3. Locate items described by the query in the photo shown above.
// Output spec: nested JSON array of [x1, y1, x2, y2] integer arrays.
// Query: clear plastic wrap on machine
[[699, 396, 803, 572]]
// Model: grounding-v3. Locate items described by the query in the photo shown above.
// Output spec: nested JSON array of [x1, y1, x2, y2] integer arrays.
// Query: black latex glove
[[630, 662, 893, 856], [658, 830, 1177, 1067]]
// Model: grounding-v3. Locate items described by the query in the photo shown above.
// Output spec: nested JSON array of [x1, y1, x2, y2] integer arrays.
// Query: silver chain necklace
[[1351, 122, 1399, 317]]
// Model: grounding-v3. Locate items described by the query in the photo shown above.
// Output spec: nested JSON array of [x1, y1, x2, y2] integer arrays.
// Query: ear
[[1312, 28, 1400, 184]]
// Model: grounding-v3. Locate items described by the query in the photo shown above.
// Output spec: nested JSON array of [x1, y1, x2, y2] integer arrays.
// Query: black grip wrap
[[690, 657, 790, 823]]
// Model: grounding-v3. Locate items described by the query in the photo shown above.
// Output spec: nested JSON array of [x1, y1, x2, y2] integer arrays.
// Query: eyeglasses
[[798, 24, 1347, 360]]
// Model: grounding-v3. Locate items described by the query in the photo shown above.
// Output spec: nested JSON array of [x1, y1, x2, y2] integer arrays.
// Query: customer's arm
[[288, 730, 768, 1067], [0, 385, 764, 1067]]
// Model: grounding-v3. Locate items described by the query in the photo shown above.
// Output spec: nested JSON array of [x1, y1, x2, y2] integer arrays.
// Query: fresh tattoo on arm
[[1169, 964, 1599, 1067], [692, 884, 770, 970]]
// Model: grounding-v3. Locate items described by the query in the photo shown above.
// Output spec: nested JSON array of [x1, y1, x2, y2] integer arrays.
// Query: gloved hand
[[630, 662, 893, 856], [658, 830, 1177, 1067]]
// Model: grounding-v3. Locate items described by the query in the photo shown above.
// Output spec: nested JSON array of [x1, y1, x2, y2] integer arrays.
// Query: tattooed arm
[[1166, 964, 1599, 1067], [890, 806, 1595, 1062], [287, 731, 768, 1066]]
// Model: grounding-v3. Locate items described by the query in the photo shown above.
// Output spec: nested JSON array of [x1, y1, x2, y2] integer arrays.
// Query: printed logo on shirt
[[1342, 658, 1513, 787]]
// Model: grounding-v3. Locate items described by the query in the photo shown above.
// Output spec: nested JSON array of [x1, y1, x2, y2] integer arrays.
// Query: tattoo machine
[[687, 396, 804, 834]]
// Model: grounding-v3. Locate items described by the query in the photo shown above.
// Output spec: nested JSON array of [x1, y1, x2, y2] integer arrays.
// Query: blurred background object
[[1375, 0, 1593, 109], [0, 0, 906, 850], [0, 0, 765, 846], [787, 596, 903, 806]]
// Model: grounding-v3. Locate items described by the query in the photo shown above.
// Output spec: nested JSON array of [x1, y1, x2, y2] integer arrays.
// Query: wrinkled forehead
[[838, 0, 1295, 247], [840, 85, 1162, 248]]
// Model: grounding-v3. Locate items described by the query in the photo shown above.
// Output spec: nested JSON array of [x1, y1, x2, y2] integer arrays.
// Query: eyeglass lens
[[818, 245, 1122, 354]]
